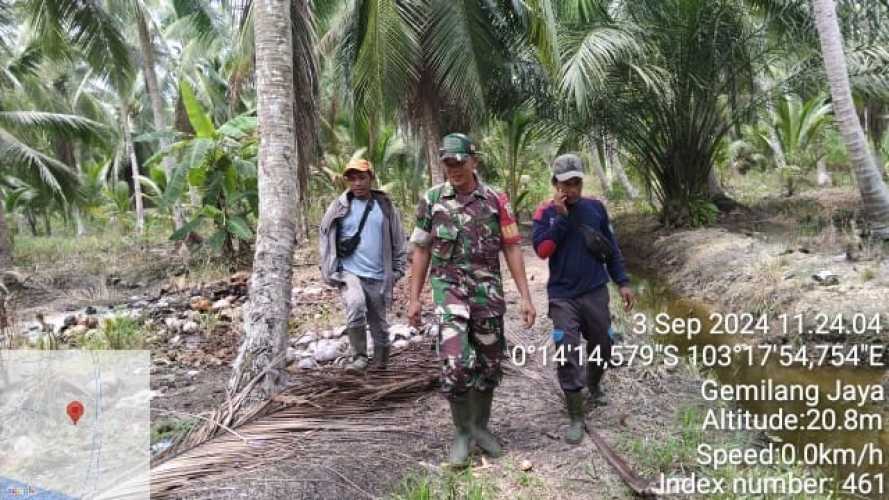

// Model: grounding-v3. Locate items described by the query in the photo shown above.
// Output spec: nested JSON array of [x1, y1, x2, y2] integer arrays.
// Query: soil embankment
[[616, 189, 889, 346]]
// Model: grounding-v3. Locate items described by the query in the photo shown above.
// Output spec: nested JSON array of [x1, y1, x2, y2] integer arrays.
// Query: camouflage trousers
[[436, 313, 506, 399]]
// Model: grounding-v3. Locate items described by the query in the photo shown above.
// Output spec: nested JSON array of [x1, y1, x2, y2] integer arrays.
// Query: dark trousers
[[548, 285, 612, 392]]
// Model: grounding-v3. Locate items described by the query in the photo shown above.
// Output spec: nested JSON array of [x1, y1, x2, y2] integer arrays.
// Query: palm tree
[[0, 44, 103, 262], [132, 0, 185, 230], [228, 0, 298, 399], [812, 0, 889, 238], [329, 0, 559, 184], [482, 109, 548, 219], [562, 0, 761, 226]]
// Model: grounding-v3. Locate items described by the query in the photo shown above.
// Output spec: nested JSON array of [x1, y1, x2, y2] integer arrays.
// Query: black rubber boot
[[447, 394, 473, 466], [564, 390, 586, 445], [586, 363, 608, 406], [469, 389, 502, 457], [370, 344, 390, 369], [345, 326, 368, 372]]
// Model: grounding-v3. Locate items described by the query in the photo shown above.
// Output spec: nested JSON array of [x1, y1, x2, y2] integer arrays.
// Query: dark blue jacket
[[532, 197, 629, 299]]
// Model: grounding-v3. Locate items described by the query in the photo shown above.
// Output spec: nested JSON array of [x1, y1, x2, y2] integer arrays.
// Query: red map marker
[[67, 400, 84, 425]]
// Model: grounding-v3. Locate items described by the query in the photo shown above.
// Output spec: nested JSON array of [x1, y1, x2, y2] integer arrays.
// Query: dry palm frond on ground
[[106, 343, 439, 498]]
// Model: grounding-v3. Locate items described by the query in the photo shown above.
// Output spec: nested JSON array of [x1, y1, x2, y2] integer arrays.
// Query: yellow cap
[[343, 158, 373, 177]]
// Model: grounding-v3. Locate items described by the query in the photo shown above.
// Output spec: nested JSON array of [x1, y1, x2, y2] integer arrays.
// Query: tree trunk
[[121, 103, 145, 236], [0, 202, 11, 267], [291, 0, 318, 241], [74, 208, 87, 236], [420, 77, 444, 185], [588, 136, 610, 195], [612, 153, 639, 199], [228, 0, 298, 399], [136, 9, 185, 231], [816, 157, 833, 187], [26, 212, 37, 237], [707, 167, 724, 197], [813, 0, 889, 238], [43, 212, 52, 236]]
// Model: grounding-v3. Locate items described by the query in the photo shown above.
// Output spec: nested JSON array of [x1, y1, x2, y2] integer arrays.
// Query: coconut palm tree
[[328, 0, 559, 184], [0, 41, 103, 263], [812, 0, 889, 238], [228, 0, 298, 399]]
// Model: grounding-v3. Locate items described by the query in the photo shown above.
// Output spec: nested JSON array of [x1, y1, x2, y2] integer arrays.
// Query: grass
[[624, 404, 705, 474], [390, 469, 498, 500], [83, 315, 146, 349], [12, 225, 168, 269], [150, 417, 197, 445], [860, 267, 876, 282]]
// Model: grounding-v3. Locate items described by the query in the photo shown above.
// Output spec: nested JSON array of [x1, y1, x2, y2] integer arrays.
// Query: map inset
[[0, 351, 150, 499]]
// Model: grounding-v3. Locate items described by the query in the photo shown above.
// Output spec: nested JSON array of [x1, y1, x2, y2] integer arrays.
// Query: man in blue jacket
[[532, 153, 636, 445]]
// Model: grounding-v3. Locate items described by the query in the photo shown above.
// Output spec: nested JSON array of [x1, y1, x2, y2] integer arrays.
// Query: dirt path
[[164, 248, 704, 499]]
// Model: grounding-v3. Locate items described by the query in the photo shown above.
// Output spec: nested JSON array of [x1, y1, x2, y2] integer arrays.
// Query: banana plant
[[149, 79, 258, 256]]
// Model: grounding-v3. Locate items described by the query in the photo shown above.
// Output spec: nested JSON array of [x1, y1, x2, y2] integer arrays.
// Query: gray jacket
[[319, 189, 407, 305]]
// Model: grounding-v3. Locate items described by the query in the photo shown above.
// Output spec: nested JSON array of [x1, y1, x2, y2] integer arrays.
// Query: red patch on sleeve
[[536, 240, 556, 259], [496, 192, 521, 245]]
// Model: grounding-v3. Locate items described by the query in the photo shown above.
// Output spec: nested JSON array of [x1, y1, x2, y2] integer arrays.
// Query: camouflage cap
[[551, 153, 585, 182], [439, 133, 478, 162]]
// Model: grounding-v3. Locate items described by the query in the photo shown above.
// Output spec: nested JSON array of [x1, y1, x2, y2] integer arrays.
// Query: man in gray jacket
[[320, 159, 407, 371]]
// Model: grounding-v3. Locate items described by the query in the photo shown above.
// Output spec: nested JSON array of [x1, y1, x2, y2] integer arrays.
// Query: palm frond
[[425, 0, 501, 124], [0, 128, 77, 196], [560, 25, 644, 112], [351, 0, 421, 122], [0, 111, 103, 140], [22, 0, 134, 85]]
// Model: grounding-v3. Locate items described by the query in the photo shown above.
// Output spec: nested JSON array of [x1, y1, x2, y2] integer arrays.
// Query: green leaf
[[201, 205, 223, 219], [226, 216, 253, 240], [207, 230, 227, 252], [160, 163, 188, 208], [183, 138, 215, 188], [188, 164, 208, 187], [170, 215, 204, 241], [180, 79, 216, 138], [233, 159, 257, 179], [218, 115, 257, 139], [223, 162, 238, 193]]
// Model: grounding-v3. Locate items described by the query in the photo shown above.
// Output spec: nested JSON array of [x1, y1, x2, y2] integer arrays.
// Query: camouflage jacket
[[410, 179, 521, 318]]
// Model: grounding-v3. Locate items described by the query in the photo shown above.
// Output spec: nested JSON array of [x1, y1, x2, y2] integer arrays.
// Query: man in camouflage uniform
[[408, 133, 536, 466]]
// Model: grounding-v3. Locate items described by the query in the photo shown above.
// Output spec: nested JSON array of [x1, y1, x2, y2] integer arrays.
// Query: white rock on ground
[[313, 339, 341, 362], [181, 321, 200, 334], [390, 323, 412, 340], [211, 298, 231, 311], [393, 339, 409, 349], [286, 347, 301, 363], [297, 358, 317, 370]]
